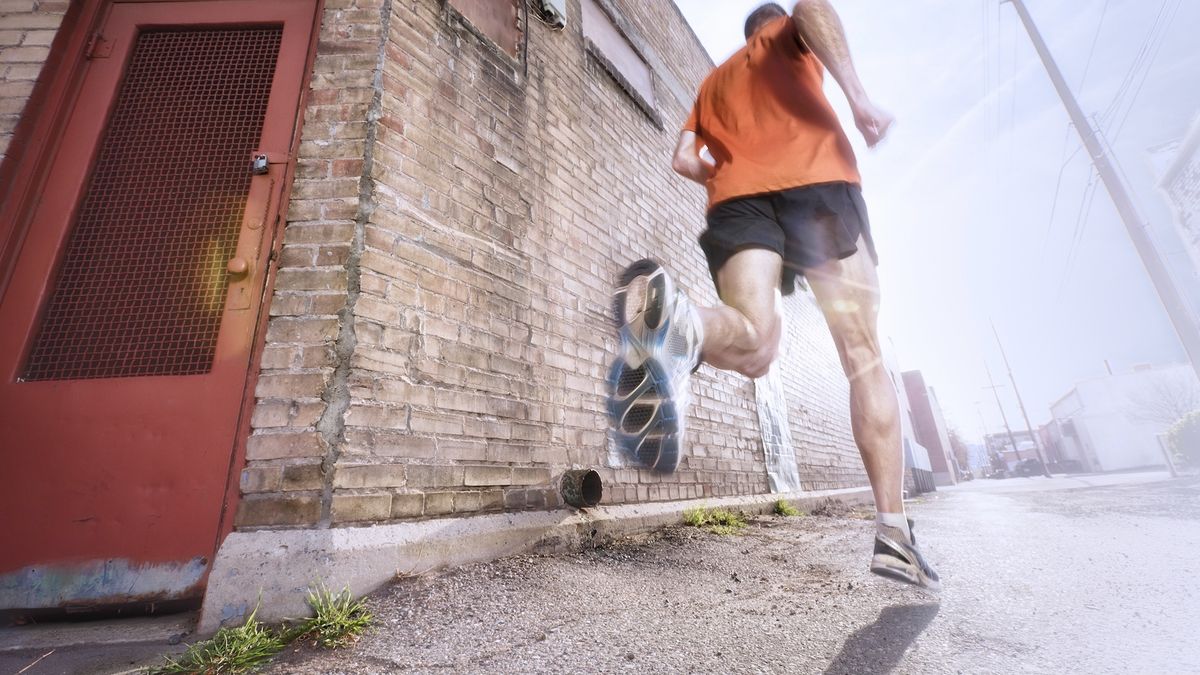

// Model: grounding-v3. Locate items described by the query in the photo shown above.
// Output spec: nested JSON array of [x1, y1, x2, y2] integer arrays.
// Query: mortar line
[[316, 0, 396, 527]]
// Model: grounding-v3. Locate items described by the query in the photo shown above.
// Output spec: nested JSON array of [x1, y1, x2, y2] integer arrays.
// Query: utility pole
[[1004, 0, 1200, 383], [975, 402, 989, 439], [992, 321, 1053, 476], [984, 362, 1023, 465]]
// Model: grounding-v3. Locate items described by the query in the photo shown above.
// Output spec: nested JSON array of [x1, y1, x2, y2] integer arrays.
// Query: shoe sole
[[870, 554, 942, 592], [607, 259, 684, 474]]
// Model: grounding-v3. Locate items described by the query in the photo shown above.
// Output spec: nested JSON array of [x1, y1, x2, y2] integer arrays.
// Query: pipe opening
[[561, 469, 603, 508]]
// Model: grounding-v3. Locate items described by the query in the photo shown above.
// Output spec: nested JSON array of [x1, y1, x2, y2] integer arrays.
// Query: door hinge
[[86, 32, 113, 59]]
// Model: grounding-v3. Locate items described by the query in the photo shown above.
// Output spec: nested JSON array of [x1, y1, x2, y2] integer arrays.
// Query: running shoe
[[870, 520, 942, 591], [606, 259, 703, 473]]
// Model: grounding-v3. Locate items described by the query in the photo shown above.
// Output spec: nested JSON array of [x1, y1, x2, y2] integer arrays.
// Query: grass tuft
[[147, 607, 285, 675], [773, 499, 802, 517], [682, 506, 747, 535], [294, 585, 373, 649]]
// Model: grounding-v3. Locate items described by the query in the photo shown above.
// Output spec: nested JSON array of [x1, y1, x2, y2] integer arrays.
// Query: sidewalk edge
[[198, 486, 872, 633]]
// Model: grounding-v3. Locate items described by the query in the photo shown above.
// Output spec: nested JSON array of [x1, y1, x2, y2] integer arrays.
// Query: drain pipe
[[560, 469, 602, 508]]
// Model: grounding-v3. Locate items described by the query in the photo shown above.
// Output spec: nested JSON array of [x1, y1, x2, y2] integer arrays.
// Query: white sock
[[877, 512, 911, 540]]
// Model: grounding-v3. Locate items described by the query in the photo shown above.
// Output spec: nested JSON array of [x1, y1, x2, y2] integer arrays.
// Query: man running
[[606, 1, 940, 590]]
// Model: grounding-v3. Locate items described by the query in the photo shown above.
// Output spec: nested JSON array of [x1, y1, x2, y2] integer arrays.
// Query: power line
[[1110, 0, 1182, 140], [1098, 0, 1172, 129], [1077, 0, 1111, 89], [1039, 0, 1110, 263], [1040, 136, 1084, 263], [1046, 0, 1178, 298], [1006, 0, 1200, 383], [1056, 172, 1100, 304]]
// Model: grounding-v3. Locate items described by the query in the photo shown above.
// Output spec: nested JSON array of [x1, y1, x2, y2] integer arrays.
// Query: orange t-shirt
[[684, 16, 860, 210]]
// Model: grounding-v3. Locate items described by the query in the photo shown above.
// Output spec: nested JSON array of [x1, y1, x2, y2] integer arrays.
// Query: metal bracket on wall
[[85, 32, 113, 59]]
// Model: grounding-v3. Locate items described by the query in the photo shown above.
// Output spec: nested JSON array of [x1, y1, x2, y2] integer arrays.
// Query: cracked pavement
[[262, 472, 1200, 674]]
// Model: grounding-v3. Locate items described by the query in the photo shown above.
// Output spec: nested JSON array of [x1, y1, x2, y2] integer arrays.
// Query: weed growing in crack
[[147, 607, 285, 674], [773, 499, 802, 517], [683, 506, 747, 535], [147, 586, 372, 673], [293, 585, 373, 649]]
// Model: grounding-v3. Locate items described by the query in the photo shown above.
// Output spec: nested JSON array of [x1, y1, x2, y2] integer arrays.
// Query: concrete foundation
[[199, 487, 873, 633]]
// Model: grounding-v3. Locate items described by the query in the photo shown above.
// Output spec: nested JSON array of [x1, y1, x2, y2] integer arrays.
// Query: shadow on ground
[[823, 602, 940, 675]]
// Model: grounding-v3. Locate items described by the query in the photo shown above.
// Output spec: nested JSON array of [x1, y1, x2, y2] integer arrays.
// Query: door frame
[[0, 0, 326, 591]]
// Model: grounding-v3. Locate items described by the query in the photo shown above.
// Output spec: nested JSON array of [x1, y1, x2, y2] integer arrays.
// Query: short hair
[[744, 3, 788, 40]]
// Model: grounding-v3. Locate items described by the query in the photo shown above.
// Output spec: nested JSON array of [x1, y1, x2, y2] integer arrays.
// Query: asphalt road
[[262, 472, 1200, 674], [4, 472, 1197, 674]]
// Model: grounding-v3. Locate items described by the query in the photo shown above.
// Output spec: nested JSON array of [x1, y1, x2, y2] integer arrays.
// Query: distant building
[[964, 443, 990, 477], [884, 345, 936, 495], [983, 429, 1039, 471], [1049, 364, 1194, 472], [903, 371, 959, 486], [1157, 114, 1200, 273]]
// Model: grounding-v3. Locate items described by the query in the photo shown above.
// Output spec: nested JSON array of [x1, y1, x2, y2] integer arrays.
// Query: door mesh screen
[[22, 27, 283, 381]]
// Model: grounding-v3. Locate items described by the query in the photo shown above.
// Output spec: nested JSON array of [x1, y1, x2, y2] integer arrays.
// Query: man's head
[[744, 3, 788, 41]]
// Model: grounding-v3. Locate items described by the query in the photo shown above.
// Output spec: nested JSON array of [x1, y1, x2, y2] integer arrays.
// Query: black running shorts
[[698, 181, 878, 296]]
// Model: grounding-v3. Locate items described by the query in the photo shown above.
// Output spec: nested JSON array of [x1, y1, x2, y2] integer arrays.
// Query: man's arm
[[792, 0, 893, 147], [671, 130, 715, 185]]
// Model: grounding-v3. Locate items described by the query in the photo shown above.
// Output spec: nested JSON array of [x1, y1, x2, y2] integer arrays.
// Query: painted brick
[[479, 490, 505, 512], [438, 439, 487, 462], [240, 467, 283, 494], [331, 493, 393, 523], [0, 45, 49, 62], [251, 402, 293, 428], [228, 0, 865, 531], [370, 431, 438, 458], [391, 493, 424, 518], [453, 491, 482, 513], [236, 494, 321, 528], [255, 373, 327, 398], [463, 465, 512, 487], [0, 1, 65, 160], [406, 465, 464, 489], [423, 491, 454, 516], [512, 467, 551, 486], [333, 464, 406, 489], [282, 464, 325, 491], [246, 432, 324, 461]]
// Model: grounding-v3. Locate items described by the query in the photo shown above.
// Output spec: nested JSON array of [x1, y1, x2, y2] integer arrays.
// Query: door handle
[[227, 257, 250, 277]]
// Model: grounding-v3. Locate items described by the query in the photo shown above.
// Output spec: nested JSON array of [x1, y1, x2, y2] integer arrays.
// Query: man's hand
[[853, 101, 894, 148], [672, 130, 715, 185]]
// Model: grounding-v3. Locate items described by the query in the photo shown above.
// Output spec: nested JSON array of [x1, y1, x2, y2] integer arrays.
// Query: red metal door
[[0, 0, 315, 612]]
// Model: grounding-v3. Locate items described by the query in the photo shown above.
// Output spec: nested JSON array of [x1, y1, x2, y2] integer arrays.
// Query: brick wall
[[0, 0, 866, 530], [237, 0, 865, 529], [0, 0, 67, 163]]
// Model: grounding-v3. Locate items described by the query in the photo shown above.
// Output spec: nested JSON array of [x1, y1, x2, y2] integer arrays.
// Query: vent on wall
[[539, 0, 567, 28]]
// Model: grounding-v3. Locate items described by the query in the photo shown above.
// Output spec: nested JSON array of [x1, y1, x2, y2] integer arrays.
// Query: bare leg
[[697, 248, 784, 379], [804, 241, 904, 515]]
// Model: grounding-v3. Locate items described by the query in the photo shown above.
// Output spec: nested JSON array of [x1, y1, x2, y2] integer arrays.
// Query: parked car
[[1013, 458, 1045, 477], [1047, 460, 1083, 474]]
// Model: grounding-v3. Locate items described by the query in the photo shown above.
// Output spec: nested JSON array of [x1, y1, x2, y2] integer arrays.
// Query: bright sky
[[673, 0, 1200, 442]]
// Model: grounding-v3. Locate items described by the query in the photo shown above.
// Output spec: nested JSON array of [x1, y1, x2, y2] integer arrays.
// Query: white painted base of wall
[[199, 487, 873, 633]]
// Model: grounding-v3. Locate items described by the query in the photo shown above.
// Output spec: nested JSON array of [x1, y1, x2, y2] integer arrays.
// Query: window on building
[[449, 0, 521, 58], [581, 0, 656, 114]]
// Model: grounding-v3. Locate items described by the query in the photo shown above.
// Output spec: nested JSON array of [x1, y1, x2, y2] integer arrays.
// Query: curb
[[198, 486, 873, 634]]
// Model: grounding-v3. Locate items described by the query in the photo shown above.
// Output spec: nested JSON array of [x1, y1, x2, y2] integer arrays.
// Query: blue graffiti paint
[[0, 557, 207, 609]]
